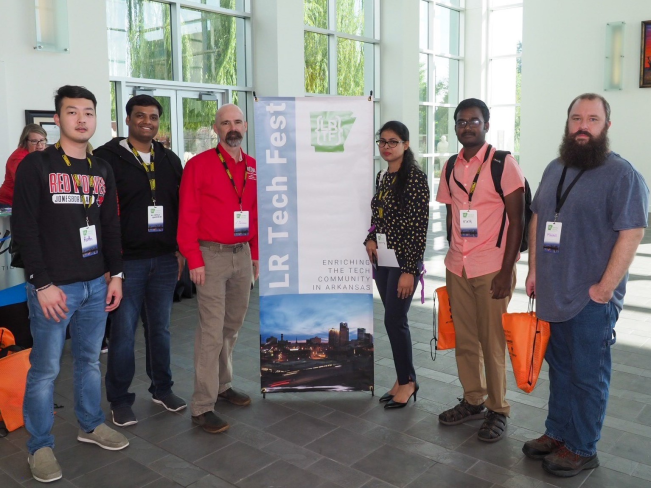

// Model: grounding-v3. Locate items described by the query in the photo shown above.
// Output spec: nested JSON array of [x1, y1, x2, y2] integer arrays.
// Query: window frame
[[419, 0, 465, 179], [107, 0, 255, 152], [303, 0, 380, 98], [487, 0, 523, 159]]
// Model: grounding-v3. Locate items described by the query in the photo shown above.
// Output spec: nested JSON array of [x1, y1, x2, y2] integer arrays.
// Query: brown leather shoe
[[542, 446, 599, 477], [192, 411, 229, 434], [218, 388, 252, 406], [523, 434, 563, 460]]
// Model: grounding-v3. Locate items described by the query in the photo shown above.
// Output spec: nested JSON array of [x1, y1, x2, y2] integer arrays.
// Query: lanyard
[[127, 140, 157, 205], [554, 166, 585, 222], [55, 142, 94, 226], [377, 175, 396, 202], [216, 147, 247, 211], [376, 173, 396, 220], [452, 144, 492, 206]]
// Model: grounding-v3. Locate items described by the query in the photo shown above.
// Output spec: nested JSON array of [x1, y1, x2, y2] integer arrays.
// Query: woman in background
[[0, 124, 48, 207], [365, 120, 430, 409]]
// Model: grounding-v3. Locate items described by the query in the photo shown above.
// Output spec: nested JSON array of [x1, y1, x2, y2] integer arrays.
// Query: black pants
[[375, 266, 417, 385]]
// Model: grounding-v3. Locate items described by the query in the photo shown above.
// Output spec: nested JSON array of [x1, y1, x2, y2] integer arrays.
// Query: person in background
[[364, 120, 429, 409], [0, 124, 48, 207]]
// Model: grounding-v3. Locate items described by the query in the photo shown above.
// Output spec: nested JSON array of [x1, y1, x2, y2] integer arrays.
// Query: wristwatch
[[111, 272, 125, 280]]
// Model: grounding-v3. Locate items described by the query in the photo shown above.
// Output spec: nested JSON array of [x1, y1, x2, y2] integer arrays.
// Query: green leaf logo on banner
[[310, 111, 356, 153]]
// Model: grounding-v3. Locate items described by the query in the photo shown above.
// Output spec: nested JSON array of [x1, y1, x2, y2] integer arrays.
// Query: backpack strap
[[445, 155, 458, 195], [490, 150, 511, 248], [444, 155, 458, 245]]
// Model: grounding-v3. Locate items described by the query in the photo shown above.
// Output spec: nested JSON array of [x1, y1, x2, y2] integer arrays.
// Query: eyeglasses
[[27, 139, 48, 147], [455, 119, 482, 129], [376, 139, 404, 148]]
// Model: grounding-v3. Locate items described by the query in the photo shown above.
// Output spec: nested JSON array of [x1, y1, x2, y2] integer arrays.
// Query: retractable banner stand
[[255, 96, 374, 395]]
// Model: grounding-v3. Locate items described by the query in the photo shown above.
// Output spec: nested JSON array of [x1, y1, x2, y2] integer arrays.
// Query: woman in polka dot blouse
[[365, 120, 430, 409]]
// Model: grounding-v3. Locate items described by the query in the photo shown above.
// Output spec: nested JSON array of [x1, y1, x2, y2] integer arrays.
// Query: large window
[[106, 0, 252, 158], [420, 1, 464, 179], [487, 0, 522, 159], [304, 0, 379, 97]]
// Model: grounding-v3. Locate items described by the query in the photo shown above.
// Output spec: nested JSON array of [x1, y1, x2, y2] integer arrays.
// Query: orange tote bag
[[433, 286, 455, 351], [0, 349, 31, 431], [502, 296, 550, 394]]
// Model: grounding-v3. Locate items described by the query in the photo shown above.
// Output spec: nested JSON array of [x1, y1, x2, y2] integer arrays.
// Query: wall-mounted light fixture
[[133, 87, 155, 96], [199, 92, 218, 101], [605, 22, 625, 90], [34, 0, 69, 53]]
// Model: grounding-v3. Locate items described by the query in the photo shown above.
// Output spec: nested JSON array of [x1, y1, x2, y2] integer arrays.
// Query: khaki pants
[[191, 241, 252, 416], [446, 266, 516, 416]]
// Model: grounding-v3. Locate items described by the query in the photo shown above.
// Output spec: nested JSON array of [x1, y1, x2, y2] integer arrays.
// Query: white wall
[[463, 0, 488, 100], [251, 0, 305, 97], [520, 0, 651, 191], [380, 0, 419, 137], [0, 0, 111, 176]]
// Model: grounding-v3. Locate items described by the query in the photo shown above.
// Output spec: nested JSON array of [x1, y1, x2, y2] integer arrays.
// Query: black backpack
[[445, 149, 532, 252]]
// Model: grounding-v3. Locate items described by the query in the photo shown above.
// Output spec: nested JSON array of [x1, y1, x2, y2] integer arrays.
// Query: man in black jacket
[[95, 95, 186, 427], [13, 85, 128, 483]]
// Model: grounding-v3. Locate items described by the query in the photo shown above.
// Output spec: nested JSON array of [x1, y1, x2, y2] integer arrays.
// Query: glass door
[[118, 85, 225, 163], [176, 91, 222, 163]]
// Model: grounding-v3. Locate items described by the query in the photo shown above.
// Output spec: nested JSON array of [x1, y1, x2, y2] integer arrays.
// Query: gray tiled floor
[[3, 199, 651, 487]]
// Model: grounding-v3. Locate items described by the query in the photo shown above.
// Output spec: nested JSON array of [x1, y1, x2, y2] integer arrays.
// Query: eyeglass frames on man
[[376, 139, 404, 148], [455, 119, 483, 129]]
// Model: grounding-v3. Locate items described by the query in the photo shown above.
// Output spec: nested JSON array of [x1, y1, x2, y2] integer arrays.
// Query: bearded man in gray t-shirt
[[521, 93, 649, 478]]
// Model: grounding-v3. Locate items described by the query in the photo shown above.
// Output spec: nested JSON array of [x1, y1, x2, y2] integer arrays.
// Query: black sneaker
[[439, 398, 487, 425], [152, 392, 187, 412], [111, 405, 137, 427], [192, 411, 229, 434]]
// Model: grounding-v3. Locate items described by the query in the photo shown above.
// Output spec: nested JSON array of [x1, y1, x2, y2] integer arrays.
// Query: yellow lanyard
[[128, 140, 157, 205], [55, 142, 94, 225], [377, 175, 396, 219]]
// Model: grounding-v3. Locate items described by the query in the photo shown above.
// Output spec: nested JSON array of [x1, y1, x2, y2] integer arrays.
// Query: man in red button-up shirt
[[178, 103, 258, 433]]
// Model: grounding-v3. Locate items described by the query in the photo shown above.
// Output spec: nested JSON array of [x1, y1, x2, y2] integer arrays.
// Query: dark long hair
[[377, 121, 421, 205]]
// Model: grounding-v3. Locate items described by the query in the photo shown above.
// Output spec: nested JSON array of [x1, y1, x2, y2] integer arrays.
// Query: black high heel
[[379, 392, 394, 403], [384, 382, 419, 409]]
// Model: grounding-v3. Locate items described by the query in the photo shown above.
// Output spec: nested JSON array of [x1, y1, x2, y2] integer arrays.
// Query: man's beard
[[224, 130, 243, 148], [558, 126, 610, 170]]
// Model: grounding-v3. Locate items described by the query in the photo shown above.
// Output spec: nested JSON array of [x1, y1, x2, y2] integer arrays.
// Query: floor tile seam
[[229, 457, 284, 486], [66, 452, 128, 482], [303, 433, 385, 466], [138, 475, 167, 488]]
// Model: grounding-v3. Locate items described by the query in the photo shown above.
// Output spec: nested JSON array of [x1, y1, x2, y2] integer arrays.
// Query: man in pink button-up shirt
[[435, 98, 524, 442]]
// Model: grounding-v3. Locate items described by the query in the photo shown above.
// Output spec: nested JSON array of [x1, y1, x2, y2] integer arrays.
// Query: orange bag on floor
[[433, 286, 455, 351], [502, 296, 550, 393], [0, 327, 31, 431]]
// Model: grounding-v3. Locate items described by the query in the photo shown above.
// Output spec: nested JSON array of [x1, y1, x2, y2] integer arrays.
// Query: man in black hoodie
[[13, 85, 128, 483], [94, 95, 186, 427]]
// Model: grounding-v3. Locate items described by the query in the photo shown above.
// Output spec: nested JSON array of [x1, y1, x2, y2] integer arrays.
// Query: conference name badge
[[543, 222, 562, 253], [79, 225, 98, 258], [460, 210, 478, 237], [234, 211, 249, 237], [376, 233, 388, 250], [148, 206, 164, 232]]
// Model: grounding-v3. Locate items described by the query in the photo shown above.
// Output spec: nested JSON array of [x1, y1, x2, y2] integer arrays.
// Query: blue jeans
[[545, 299, 618, 457], [105, 254, 178, 408], [24, 276, 107, 454]]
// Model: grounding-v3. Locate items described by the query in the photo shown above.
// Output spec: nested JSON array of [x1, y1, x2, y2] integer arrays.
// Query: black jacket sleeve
[[12, 155, 50, 288], [99, 163, 123, 275]]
